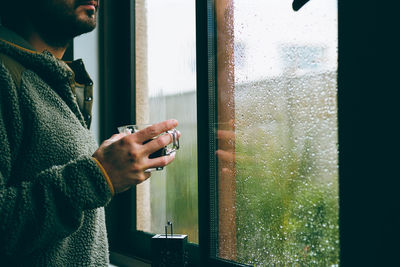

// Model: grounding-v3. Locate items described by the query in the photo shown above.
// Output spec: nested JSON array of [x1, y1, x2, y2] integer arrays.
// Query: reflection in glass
[[135, 0, 198, 243], [215, 0, 339, 265]]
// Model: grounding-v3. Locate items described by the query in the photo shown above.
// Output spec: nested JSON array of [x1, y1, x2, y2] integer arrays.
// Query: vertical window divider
[[207, 0, 220, 259], [196, 1, 249, 266], [196, 0, 217, 264], [129, 0, 137, 234]]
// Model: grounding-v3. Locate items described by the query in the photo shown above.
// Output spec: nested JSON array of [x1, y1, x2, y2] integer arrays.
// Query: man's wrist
[[92, 157, 115, 196]]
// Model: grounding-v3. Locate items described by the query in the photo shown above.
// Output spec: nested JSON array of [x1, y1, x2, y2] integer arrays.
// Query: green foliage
[[235, 128, 339, 266], [154, 73, 339, 265], [165, 147, 199, 243]]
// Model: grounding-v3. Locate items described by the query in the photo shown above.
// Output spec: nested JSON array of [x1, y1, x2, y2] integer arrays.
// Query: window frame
[[99, 0, 389, 266]]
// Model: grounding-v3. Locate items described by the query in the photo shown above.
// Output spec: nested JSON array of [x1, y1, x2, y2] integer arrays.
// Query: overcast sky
[[145, 0, 337, 96]]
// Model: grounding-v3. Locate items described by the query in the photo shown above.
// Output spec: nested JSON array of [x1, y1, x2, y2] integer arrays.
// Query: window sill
[[110, 251, 151, 267]]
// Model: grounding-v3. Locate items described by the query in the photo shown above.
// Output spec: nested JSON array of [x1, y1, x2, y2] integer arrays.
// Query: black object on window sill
[[151, 222, 188, 267]]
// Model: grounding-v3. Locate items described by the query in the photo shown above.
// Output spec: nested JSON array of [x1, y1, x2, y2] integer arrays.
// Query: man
[[0, 0, 177, 265]]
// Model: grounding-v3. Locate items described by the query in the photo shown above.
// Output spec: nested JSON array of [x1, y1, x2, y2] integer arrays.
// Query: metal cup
[[117, 124, 180, 172]]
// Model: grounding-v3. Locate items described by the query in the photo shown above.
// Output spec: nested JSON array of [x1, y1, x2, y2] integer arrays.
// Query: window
[[100, 0, 392, 266], [204, 0, 339, 265], [74, 29, 100, 142], [135, 0, 198, 243]]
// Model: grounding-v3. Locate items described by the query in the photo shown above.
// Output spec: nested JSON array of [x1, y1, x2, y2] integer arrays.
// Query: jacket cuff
[[92, 157, 115, 196]]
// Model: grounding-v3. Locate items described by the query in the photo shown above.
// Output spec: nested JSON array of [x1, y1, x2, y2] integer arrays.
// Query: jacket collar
[[0, 25, 73, 86], [0, 25, 36, 53], [0, 25, 92, 128]]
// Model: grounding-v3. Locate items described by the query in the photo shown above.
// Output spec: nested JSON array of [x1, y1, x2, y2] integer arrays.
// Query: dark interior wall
[[338, 0, 399, 265]]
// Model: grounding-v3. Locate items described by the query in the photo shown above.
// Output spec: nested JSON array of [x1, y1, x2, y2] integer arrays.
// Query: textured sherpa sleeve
[[0, 62, 113, 256]]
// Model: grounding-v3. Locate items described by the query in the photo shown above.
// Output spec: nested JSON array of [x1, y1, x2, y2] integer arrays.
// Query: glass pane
[[215, 0, 339, 265], [74, 29, 99, 143], [135, 0, 198, 243]]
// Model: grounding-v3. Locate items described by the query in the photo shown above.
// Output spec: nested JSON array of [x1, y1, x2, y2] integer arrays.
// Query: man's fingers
[[145, 152, 176, 169], [217, 130, 235, 141], [132, 119, 178, 143], [143, 133, 173, 155], [216, 149, 235, 162]]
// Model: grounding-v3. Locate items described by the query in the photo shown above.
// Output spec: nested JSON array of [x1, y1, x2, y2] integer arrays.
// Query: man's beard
[[29, 0, 97, 48]]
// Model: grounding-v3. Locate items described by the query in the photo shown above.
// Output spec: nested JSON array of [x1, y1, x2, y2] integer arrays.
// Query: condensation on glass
[[135, 0, 198, 243], [215, 0, 339, 265]]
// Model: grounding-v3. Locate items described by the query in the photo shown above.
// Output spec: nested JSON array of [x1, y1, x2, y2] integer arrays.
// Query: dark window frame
[[98, 0, 392, 266]]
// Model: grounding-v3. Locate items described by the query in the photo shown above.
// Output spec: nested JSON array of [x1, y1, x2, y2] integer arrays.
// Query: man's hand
[[216, 129, 236, 163], [93, 119, 179, 194]]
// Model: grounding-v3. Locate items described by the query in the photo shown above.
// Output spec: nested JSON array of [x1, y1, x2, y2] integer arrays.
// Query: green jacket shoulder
[[0, 53, 26, 88]]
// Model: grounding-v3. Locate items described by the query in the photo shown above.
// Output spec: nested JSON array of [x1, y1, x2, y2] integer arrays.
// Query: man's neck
[[6, 22, 68, 59], [27, 31, 68, 59]]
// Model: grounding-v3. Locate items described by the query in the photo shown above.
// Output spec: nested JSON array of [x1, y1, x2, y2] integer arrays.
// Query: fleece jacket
[[0, 26, 113, 266]]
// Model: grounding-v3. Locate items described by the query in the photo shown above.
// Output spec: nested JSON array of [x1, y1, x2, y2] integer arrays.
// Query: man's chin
[[73, 17, 97, 36], [41, 20, 96, 47]]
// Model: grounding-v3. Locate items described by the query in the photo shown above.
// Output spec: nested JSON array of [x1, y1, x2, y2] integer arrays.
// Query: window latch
[[165, 221, 173, 238], [292, 0, 311, 11]]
